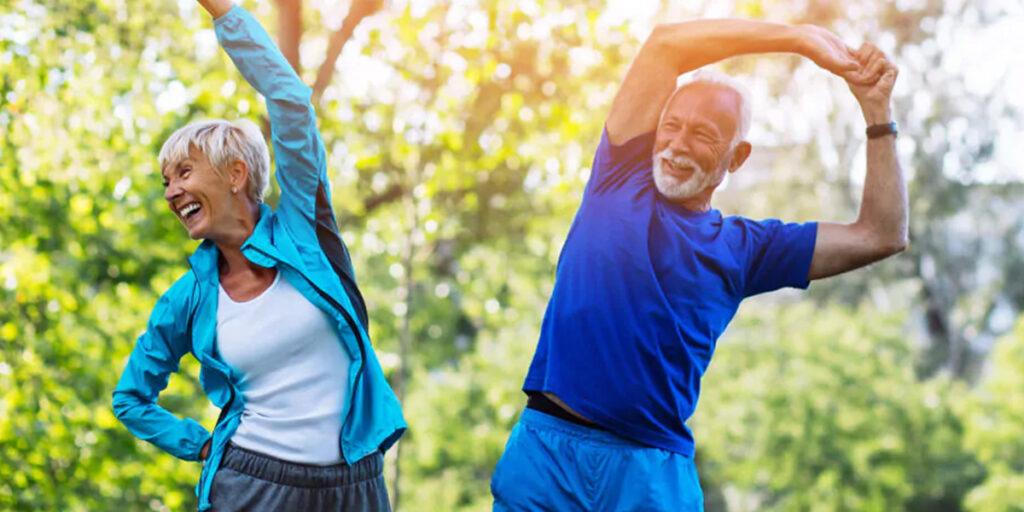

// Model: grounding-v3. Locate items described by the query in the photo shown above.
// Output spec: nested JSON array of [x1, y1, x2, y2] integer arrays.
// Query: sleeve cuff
[[213, 3, 244, 27], [793, 221, 819, 289]]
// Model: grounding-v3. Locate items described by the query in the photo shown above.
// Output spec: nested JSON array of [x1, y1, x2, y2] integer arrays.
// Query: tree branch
[[312, 0, 384, 103]]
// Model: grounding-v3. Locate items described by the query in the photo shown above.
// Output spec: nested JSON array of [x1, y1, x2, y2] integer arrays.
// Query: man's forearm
[[607, 19, 856, 143], [646, 20, 802, 75], [857, 131, 908, 252]]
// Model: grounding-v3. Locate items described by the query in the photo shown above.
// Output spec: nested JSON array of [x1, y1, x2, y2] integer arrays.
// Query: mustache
[[655, 149, 704, 175]]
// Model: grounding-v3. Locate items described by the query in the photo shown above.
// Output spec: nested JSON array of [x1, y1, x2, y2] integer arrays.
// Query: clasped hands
[[797, 25, 898, 125]]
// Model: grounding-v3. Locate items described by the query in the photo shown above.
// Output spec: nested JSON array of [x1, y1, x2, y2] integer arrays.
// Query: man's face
[[652, 82, 744, 203]]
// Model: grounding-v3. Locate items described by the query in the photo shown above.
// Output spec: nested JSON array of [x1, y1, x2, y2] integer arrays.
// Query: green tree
[[694, 302, 983, 511], [2, 0, 1022, 510], [961, 320, 1024, 512]]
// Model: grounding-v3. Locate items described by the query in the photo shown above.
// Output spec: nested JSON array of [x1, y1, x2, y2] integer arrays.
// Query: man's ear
[[728, 141, 752, 173]]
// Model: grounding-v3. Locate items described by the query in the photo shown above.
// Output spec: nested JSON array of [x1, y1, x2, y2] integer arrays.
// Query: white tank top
[[216, 270, 350, 465]]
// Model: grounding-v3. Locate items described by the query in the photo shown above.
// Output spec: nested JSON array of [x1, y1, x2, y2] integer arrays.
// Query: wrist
[[199, 0, 234, 19], [861, 104, 892, 125], [789, 25, 812, 55]]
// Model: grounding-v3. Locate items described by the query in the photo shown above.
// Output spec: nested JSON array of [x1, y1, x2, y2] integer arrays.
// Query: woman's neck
[[212, 202, 263, 276]]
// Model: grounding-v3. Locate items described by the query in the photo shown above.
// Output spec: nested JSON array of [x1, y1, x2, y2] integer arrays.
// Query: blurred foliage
[[696, 302, 984, 511], [960, 321, 1024, 512], [1, 0, 1021, 511]]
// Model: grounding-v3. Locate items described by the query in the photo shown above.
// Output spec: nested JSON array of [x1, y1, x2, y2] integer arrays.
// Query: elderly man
[[490, 18, 905, 511]]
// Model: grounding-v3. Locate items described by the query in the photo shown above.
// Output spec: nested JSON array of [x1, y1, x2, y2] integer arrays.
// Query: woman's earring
[[232, 186, 238, 194]]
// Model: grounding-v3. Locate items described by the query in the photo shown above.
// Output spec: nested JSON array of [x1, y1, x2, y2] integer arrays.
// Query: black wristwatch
[[866, 122, 898, 139]]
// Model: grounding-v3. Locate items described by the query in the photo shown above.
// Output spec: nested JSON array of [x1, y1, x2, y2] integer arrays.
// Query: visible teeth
[[180, 203, 200, 216], [668, 161, 694, 173]]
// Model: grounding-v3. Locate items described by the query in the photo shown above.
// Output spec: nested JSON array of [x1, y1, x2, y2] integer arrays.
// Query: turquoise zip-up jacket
[[111, 6, 406, 510]]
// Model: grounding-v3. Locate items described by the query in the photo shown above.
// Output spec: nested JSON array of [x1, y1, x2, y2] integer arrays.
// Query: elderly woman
[[111, 1, 405, 510]]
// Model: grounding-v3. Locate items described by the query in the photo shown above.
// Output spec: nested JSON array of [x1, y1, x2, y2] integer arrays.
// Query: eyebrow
[[161, 160, 193, 181]]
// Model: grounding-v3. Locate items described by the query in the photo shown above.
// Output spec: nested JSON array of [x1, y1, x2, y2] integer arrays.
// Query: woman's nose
[[164, 182, 181, 202]]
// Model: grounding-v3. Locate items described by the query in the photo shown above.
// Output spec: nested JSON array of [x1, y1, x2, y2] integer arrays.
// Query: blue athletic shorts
[[491, 408, 704, 511]]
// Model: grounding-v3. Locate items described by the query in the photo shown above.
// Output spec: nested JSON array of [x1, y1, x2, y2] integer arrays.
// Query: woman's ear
[[229, 159, 249, 194], [728, 141, 752, 173]]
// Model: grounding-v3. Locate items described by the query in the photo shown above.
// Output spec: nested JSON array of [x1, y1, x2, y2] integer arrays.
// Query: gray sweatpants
[[208, 443, 391, 511]]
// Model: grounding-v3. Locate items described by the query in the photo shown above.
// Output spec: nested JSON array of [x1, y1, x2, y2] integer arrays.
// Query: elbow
[[891, 236, 909, 255], [111, 393, 130, 421], [111, 390, 141, 423], [266, 82, 314, 110], [649, 23, 672, 43], [854, 218, 908, 259], [645, 24, 676, 56], [872, 234, 909, 259]]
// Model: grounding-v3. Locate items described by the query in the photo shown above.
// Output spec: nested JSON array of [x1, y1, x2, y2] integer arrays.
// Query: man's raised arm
[[607, 20, 866, 145], [808, 44, 907, 280]]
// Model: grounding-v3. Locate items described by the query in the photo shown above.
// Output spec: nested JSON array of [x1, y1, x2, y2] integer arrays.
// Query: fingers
[[829, 37, 859, 72], [834, 41, 859, 71], [838, 50, 860, 72], [863, 57, 888, 83], [847, 42, 893, 85], [878, 66, 899, 90], [800, 25, 859, 73]]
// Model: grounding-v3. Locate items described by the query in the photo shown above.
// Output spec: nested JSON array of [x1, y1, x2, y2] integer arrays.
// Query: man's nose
[[667, 131, 691, 154]]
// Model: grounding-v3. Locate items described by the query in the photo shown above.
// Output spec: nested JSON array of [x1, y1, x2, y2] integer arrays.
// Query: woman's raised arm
[[201, 1, 330, 229], [197, 0, 233, 19]]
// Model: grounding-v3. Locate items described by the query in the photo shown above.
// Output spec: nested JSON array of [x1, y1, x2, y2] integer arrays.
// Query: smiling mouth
[[177, 202, 202, 222], [663, 159, 697, 179]]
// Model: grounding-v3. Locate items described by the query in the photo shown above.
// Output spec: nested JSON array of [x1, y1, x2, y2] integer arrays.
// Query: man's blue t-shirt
[[523, 128, 818, 456]]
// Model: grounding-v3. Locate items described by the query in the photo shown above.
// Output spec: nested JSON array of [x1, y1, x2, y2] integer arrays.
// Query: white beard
[[652, 149, 727, 202]]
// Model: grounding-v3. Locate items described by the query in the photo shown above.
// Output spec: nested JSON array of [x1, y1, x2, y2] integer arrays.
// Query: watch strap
[[866, 122, 898, 139]]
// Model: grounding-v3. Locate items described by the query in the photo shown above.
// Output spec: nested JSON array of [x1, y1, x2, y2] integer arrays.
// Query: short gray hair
[[660, 68, 752, 146], [158, 119, 270, 204]]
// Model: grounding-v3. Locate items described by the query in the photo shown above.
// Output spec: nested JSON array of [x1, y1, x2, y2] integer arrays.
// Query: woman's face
[[162, 148, 236, 240]]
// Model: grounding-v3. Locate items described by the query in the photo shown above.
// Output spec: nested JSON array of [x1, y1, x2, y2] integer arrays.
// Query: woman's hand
[[199, 439, 211, 461], [197, 0, 235, 19]]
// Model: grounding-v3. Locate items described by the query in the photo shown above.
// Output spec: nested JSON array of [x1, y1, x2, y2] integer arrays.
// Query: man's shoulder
[[594, 127, 656, 168]]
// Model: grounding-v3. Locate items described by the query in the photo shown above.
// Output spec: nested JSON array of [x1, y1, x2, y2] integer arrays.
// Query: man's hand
[[795, 25, 862, 81], [846, 43, 898, 124], [198, 0, 234, 19]]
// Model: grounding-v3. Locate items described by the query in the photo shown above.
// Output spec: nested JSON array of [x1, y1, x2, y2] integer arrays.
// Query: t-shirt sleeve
[[739, 218, 818, 297], [584, 126, 657, 198]]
